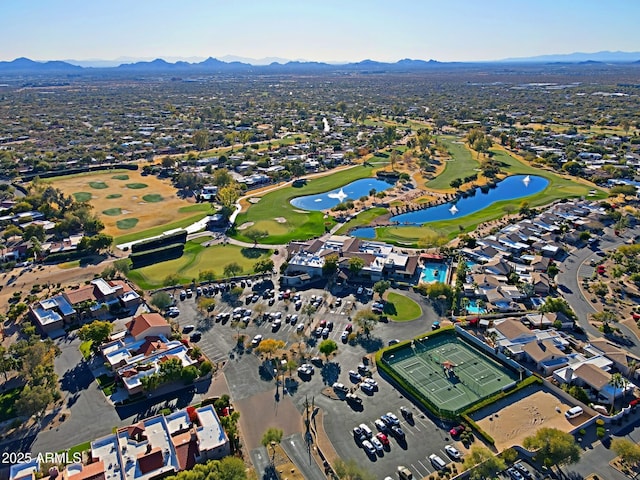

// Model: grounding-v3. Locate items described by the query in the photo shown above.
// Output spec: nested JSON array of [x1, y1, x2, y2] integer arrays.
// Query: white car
[[296, 323, 305, 333], [349, 370, 363, 381], [273, 311, 282, 319], [363, 377, 378, 389], [251, 334, 263, 347], [370, 436, 384, 453], [361, 440, 376, 456], [297, 364, 314, 375], [444, 444, 462, 460], [385, 412, 400, 426]]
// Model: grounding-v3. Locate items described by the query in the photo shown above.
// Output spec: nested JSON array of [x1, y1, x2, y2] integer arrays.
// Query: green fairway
[[142, 194, 163, 203], [127, 242, 272, 289], [426, 136, 481, 190], [103, 208, 122, 216], [126, 183, 148, 189], [383, 292, 422, 322], [112, 174, 129, 180], [116, 218, 139, 229], [233, 157, 388, 244], [336, 207, 388, 235], [106, 193, 123, 199], [178, 203, 214, 213], [89, 181, 108, 189], [368, 141, 606, 246], [73, 192, 92, 202]]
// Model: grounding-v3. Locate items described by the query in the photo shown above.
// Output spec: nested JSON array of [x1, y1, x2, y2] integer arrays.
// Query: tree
[[113, 258, 131, 276], [223, 262, 243, 278], [609, 373, 628, 414], [245, 229, 269, 245], [254, 258, 274, 274], [17, 384, 54, 418], [78, 320, 113, 347], [372, 280, 390, 300], [348, 257, 365, 276], [181, 365, 199, 384], [353, 309, 379, 338], [334, 458, 376, 480], [462, 445, 506, 480], [255, 338, 285, 358], [261, 427, 283, 465], [0, 346, 17, 382], [539, 297, 577, 321], [523, 427, 581, 475], [213, 169, 234, 187], [611, 438, 640, 468], [151, 291, 173, 311], [318, 339, 338, 360], [193, 129, 210, 151], [217, 183, 241, 213], [322, 253, 339, 276], [159, 357, 184, 382], [197, 297, 216, 314]]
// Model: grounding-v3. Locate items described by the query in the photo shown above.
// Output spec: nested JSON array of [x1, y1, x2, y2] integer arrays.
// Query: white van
[[359, 423, 373, 438], [429, 453, 447, 470], [565, 406, 584, 419]]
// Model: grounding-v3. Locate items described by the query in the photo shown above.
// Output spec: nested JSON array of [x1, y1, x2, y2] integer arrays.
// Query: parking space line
[[417, 460, 430, 475]]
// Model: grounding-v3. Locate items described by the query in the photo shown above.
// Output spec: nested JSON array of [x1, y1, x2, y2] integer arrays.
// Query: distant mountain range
[[1, 51, 639, 75]]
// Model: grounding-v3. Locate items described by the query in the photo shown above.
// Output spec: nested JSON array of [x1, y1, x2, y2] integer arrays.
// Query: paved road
[[281, 433, 326, 480], [558, 225, 640, 356]]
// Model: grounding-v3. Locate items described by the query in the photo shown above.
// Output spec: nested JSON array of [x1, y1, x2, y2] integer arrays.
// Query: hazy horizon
[[2, 0, 640, 63]]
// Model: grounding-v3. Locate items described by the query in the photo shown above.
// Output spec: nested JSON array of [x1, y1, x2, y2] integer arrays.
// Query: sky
[[2, 0, 639, 63]]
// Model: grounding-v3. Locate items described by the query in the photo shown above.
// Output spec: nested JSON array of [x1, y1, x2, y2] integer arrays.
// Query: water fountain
[[449, 204, 459, 215]]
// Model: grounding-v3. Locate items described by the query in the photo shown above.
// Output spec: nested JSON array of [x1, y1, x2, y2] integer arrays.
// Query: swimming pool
[[420, 262, 448, 283], [466, 299, 486, 315]]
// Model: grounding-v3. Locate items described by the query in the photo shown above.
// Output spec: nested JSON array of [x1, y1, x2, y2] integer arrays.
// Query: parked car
[[297, 364, 314, 376], [449, 424, 465, 437], [341, 331, 349, 342], [370, 436, 384, 454], [390, 425, 405, 439], [332, 382, 348, 393], [189, 331, 202, 342], [361, 440, 376, 456], [400, 406, 412, 419], [429, 453, 447, 470], [385, 412, 400, 426], [361, 382, 375, 394], [182, 324, 195, 333], [251, 334, 263, 347], [349, 370, 363, 382], [363, 377, 378, 389], [375, 432, 389, 446], [514, 462, 532, 479], [296, 323, 305, 333], [506, 468, 524, 480], [374, 419, 388, 431], [444, 444, 461, 460], [321, 327, 330, 338]]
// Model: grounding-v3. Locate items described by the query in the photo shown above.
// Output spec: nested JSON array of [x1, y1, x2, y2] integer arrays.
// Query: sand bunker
[[274, 217, 287, 223], [293, 209, 309, 213], [237, 222, 255, 230], [248, 197, 261, 204]]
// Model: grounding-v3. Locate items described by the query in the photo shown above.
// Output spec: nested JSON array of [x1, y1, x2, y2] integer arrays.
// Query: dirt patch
[[473, 388, 589, 451], [274, 217, 287, 224], [237, 222, 255, 230]]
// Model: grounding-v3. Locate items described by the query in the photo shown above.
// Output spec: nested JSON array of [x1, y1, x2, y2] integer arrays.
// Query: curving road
[[557, 225, 640, 356]]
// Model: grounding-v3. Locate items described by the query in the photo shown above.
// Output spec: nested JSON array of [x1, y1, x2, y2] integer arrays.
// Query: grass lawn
[[126, 183, 148, 189], [114, 213, 208, 245], [178, 203, 215, 213], [112, 174, 129, 180], [233, 158, 388, 244], [336, 207, 388, 234], [79, 340, 93, 359], [89, 181, 108, 189], [106, 193, 123, 199], [102, 208, 122, 216], [116, 218, 139, 230], [64, 441, 91, 457], [425, 136, 481, 190], [73, 192, 92, 202], [0, 387, 23, 422], [142, 194, 164, 203], [127, 242, 272, 289], [383, 292, 422, 322]]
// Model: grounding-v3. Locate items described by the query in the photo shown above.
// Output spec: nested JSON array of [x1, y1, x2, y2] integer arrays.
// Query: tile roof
[[126, 313, 169, 338], [574, 363, 611, 390]]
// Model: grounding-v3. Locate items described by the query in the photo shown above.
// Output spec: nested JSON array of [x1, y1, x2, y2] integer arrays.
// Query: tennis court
[[384, 332, 517, 414]]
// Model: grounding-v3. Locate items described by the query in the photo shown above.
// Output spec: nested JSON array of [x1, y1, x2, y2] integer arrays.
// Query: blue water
[[466, 299, 486, 315], [420, 263, 448, 283], [390, 175, 548, 226], [290, 178, 394, 211], [351, 227, 376, 238]]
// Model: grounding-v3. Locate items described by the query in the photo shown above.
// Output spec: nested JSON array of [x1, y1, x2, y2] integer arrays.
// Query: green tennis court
[[383, 332, 517, 415]]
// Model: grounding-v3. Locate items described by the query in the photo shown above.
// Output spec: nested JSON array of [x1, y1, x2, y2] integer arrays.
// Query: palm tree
[[609, 373, 628, 414]]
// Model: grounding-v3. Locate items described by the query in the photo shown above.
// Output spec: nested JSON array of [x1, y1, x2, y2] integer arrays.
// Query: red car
[[375, 432, 389, 446], [449, 425, 465, 437]]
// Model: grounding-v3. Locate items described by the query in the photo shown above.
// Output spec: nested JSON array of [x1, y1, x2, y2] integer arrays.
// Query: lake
[[290, 178, 394, 211], [350, 175, 548, 237]]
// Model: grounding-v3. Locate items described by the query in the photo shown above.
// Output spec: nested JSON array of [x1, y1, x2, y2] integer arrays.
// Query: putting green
[[106, 194, 123, 199], [89, 181, 108, 189], [116, 218, 139, 229], [383, 292, 423, 322], [142, 194, 163, 203], [112, 174, 129, 180], [249, 220, 290, 236], [103, 208, 122, 216], [73, 192, 92, 202], [125, 183, 148, 189]]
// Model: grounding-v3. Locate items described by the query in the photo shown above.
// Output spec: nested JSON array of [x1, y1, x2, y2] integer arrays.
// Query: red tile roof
[[126, 313, 169, 338], [137, 447, 164, 474]]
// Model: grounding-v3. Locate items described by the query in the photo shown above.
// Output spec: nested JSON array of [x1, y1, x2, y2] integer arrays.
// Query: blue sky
[[2, 0, 639, 63]]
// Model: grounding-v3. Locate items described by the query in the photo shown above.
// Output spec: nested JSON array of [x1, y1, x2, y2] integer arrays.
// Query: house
[[482, 257, 512, 276], [585, 339, 640, 380], [529, 272, 551, 295], [198, 185, 218, 201], [195, 405, 231, 460], [490, 318, 536, 347], [521, 339, 568, 375], [126, 313, 171, 341], [30, 295, 75, 334], [9, 461, 39, 480]]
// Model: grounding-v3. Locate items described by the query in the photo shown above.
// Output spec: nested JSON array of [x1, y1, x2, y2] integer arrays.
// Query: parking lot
[[167, 280, 472, 476]]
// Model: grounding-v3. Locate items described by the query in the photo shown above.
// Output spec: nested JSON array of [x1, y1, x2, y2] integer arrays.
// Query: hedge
[[21, 163, 138, 181], [130, 243, 184, 269], [131, 230, 187, 253], [43, 249, 89, 264]]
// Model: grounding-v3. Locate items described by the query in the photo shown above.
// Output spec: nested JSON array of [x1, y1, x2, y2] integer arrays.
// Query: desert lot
[[43, 170, 211, 241], [471, 386, 592, 451]]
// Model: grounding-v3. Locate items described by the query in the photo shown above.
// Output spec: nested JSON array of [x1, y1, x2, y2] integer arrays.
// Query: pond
[[290, 178, 394, 211], [350, 175, 547, 237]]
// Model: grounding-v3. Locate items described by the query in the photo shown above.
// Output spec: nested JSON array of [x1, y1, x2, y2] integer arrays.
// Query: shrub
[[596, 418, 605, 426], [596, 426, 606, 438]]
